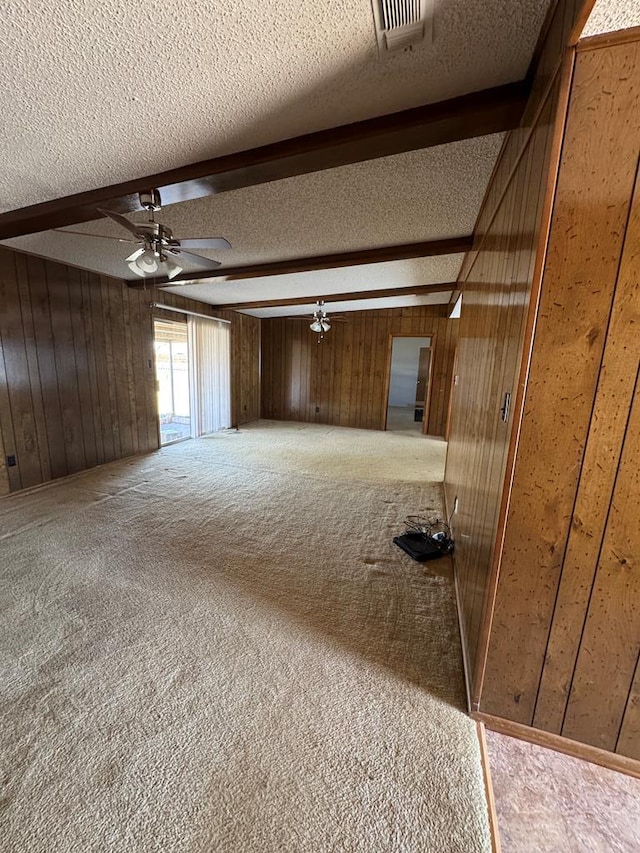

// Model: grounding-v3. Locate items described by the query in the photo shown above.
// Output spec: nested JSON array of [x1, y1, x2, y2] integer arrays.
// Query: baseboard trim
[[476, 722, 502, 853], [444, 486, 473, 715], [452, 561, 473, 714], [474, 712, 640, 780]]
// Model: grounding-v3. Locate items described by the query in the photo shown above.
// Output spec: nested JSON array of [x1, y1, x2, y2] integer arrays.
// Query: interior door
[[416, 346, 432, 432]]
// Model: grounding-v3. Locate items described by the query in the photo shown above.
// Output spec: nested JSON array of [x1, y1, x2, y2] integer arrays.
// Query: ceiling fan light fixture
[[68, 195, 230, 279], [310, 319, 323, 333], [127, 261, 146, 278], [130, 247, 162, 275], [163, 254, 184, 280]]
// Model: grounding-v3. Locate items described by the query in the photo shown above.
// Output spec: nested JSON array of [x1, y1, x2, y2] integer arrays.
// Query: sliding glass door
[[153, 314, 232, 446], [154, 319, 192, 445]]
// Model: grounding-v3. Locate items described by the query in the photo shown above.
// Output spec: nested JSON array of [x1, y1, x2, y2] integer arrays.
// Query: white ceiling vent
[[372, 0, 433, 53]]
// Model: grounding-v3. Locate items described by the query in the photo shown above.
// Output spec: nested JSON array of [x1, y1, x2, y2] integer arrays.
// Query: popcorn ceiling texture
[[0, 0, 549, 211], [0, 422, 490, 852], [5, 135, 502, 278], [243, 292, 452, 318], [164, 255, 462, 314], [6, 134, 503, 302], [583, 0, 640, 36]]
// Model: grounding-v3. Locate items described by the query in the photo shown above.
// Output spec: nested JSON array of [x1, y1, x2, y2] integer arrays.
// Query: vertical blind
[[187, 316, 231, 435]]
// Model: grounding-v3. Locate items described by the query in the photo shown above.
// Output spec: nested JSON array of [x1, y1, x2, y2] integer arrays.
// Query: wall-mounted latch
[[500, 391, 511, 424]]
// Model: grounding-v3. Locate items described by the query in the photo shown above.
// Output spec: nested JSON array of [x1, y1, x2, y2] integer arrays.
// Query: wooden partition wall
[[480, 32, 640, 765], [444, 0, 578, 699], [0, 248, 260, 496], [261, 305, 458, 436], [447, 5, 640, 770]]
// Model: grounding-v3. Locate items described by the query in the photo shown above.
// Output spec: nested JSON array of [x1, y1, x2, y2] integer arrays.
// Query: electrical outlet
[[7, 455, 16, 467], [315, 406, 320, 413], [453, 496, 459, 514]]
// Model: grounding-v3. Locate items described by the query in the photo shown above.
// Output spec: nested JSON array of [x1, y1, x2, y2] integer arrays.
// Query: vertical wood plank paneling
[[100, 275, 122, 460], [28, 256, 68, 480], [0, 251, 41, 489], [534, 168, 640, 734], [68, 266, 98, 471], [46, 260, 87, 474], [618, 659, 640, 761], [235, 312, 259, 425], [89, 272, 116, 463], [14, 253, 50, 484], [443, 0, 592, 717], [339, 324, 353, 426], [456, 0, 570, 287], [127, 289, 150, 453], [260, 306, 455, 434], [107, 279, 134, 459], [445, 84, 562, 696], [0, 251, 260, 495], [0, 250, 22, 492], [561, 378, 640, 749], [80, 272, 105, 466], [140, 293, 160, 449], [121, 287, 139, 456], [0, 422, 7, 495], [482, 40, 640, 726]]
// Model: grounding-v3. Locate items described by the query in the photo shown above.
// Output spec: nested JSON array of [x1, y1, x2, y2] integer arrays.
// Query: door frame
[[382, 332, 437, 433]]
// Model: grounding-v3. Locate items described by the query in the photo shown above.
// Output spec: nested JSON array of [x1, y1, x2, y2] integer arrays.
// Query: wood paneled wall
[[444, 0, 578, 702], [0, 248, 261, 496], [261, 305, 457, 436], [0, 250, 158, 496], [481, 34, 640, 761]]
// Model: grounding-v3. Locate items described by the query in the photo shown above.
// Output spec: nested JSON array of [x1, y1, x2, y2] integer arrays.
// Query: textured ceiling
[[242, 292, 452, 318], [163, 255, 464, 315], [583, 0, 640, 35], [4, 135, 502, 278], [0, 0, 551, 211]]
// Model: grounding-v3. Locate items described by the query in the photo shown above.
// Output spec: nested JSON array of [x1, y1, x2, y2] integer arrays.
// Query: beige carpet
[[0, 420, 489, 852]]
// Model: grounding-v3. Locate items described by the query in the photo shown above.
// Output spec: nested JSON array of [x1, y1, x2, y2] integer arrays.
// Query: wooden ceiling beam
[[129, 235, 473, 288], [212, 282, 455, 311], [0, 82, 528, 241]]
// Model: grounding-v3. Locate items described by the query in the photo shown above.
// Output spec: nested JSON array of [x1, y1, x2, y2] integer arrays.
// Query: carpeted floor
[[0, 420, 489, 852]]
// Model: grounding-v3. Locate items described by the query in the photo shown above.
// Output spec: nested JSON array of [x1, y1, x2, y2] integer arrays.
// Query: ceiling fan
[[55, 189, 231, 280], [288, 301, 347, 341], [310, 301, 332, 338]]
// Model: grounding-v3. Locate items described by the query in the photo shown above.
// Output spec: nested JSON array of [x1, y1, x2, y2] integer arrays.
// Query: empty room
[[1, 1, 639, 851]]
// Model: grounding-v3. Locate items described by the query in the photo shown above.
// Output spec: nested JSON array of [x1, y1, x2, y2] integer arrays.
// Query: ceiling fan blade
[[54, 228, 137, 243], [176, 238, 232, 250], [173, 249, 222, 269], [98, 208, 146, 238]]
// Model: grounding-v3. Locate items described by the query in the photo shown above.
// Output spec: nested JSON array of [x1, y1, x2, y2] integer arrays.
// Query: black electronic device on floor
[[393, 516, 455, 563], [393, 532, 443, 561]]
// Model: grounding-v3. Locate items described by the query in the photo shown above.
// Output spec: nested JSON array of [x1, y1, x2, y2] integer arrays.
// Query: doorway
[[386, 336, 432, 433], [154, 319, 192, 445]]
